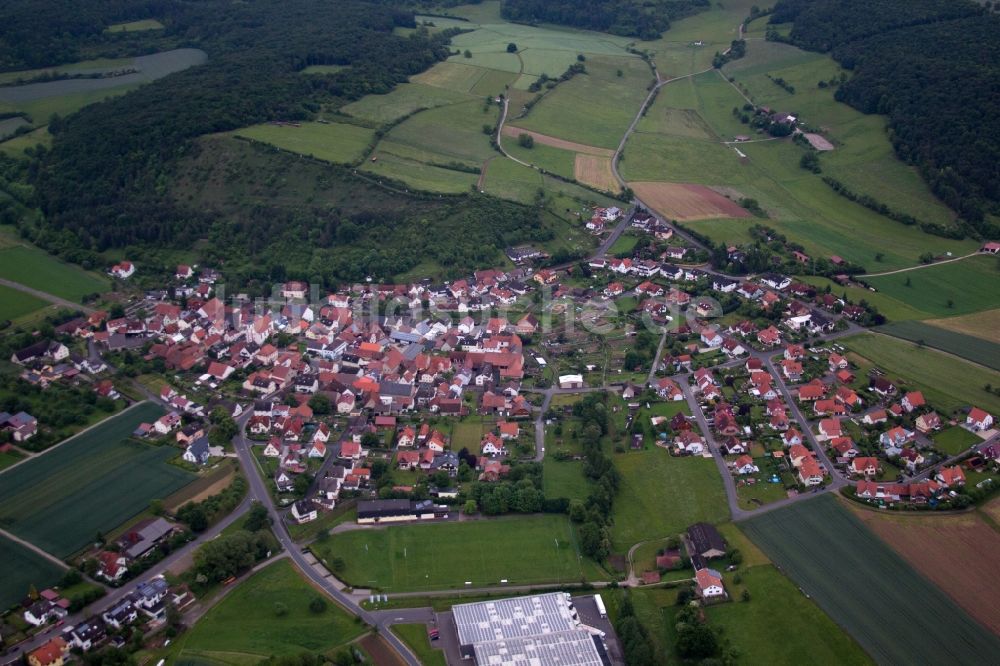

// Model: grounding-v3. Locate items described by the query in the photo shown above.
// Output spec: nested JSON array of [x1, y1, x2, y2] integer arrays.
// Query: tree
[[463, 49, 472, 58], [507, 42, 518, 53], [244, 504, 271, 531], [568, 499, 586, 523], [676, 622, 718, 659], [308, 393, 331, 415], [274, 602, 288, 617], [518, 133, 534, 149], [177, 502, 209, 532], [360, 432, 381, 449], [309, 597, 328, 614], [208, 408, 238, 447], [463, 499, 478, 515], [194, 531, 268, 582], [149, 499, 165, 516]]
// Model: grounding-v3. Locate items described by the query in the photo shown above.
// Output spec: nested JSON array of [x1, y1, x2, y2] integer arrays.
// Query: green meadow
[[234, 122, 376, 165]]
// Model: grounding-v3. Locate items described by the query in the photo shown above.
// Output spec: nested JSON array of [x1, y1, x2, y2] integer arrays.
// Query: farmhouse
[[967, 407, 993, 431], [695, 568, 726, 599], [687, 523, 726, 559]]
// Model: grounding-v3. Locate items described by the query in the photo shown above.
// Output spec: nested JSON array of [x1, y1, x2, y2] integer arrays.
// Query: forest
[[769, 0, 1000, 233], [500, 0, 709, 39]]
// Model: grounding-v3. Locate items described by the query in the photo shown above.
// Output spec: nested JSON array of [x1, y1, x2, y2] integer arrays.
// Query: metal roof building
[[452, 593, 607, 666]]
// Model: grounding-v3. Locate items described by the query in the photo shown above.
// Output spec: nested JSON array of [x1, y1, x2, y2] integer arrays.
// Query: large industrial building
[[451, 592, 610, 665]]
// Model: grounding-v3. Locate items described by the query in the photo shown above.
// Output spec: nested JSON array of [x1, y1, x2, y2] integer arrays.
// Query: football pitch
[[0, 402, 195, 557]]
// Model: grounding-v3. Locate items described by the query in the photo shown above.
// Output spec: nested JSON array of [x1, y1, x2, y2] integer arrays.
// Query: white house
[[967, 407, 994, 431], [695, 568, 726, 598]]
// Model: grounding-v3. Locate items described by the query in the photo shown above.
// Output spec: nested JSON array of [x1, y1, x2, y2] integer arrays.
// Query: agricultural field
[[925, 308, 1000, 343], [846, 502, 1000, 636], [0, 403, 195, 557], [0, 117, 30, 140], [362, 152, 477, 194], [105, 19, 164, 32], [842, 333, 1000, 415], [391, 624, 446, 666], [865, 255, 1000, 317], [742, 495, 1000, 664], [0, 242, 109, 301], [0, 284, 48, 322], [0, 126, 51, 157], [165, 559, 364, 663], [798, 275, 929, 322], [573, 154, 617, 192], [233, 122, 376, 165], [0, 535, 65, 611], [610, 449, 727, 550], [630, 182, 749, 221], [340, 83, 474, 124], [877, 320, 1000, 371], [315, 515, 605, 592], [377, 100, 498, 169], [502, 140, 576, 179]]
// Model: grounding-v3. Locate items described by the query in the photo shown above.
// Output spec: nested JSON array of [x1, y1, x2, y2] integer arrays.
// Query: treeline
[[769, 0, 1000, 233], [500, 0, 710, 39]]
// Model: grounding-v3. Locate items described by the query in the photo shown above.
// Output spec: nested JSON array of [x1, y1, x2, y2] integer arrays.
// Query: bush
[[274, 602, 288, 617], [309, 597, 327, 614], [518, 133, 534, 149]]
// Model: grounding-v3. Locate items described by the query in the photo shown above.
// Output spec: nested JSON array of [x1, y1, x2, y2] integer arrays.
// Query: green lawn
[[301, 64, 345, 75], [843, 333, 1000, 415], [0, 535, 65, 611], [0, 402, 195, 557], [168, 559, 364, 662], [341, 82, 474, 124], [742, 495, 1000, 664], [0, 244, 109, 301], [392, 624, 446, 666], [380, 99, 498, 168], [0, 284, 48, 321], [866, 255, 1000, 317], [0, 126, 52, 157], [932, 427, 981, 456], [361, 151, 477, 193], [0, 448, 25, 470], [609, 449, 728, 550], [877, 320, 1000, 370], [799, 276, 929, 322], [104, 19, 164, 32], [234, 122, 375, 165], [315, 515, 605, 591], [707, 564, 872, 665], [543, 457, 589, 501]]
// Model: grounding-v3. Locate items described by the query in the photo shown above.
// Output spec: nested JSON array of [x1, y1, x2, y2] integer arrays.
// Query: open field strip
[[0, 535, 66, 610], [0, 402, 196, 557], [925, 308, 1000, 343], [233, 122, 375, 165], [501, 126, 613, 156], [0, 244, 109, 300], [0, 284, 49, 321], [876, 320, 1000, 371], [630, 182, 749, 221], [742, 495, 1000, 664], [865, 254, 1000, 317]]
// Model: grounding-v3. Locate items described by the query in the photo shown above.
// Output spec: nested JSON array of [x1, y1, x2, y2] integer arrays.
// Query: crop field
[[412, 61, 500, 94], [742, 495, 1000, 664], [842, 333, 1000, 415], [877, 320, 1000, 370], [630, 182, 749, 221], [573, 154, 617, 192], [503, 140, 575, 179], [105, 18, 164, 32], [0, 56, 134, 86], [926, 308, 1000, 343], [167, 559, 364, 663], [500, 126, 612, 157], [0, 403, 195, 557], [341, 83, 474, 124], [610, 449, 727, 550], [234, 122, 375, 165], [866, 255, 1000, 317], [798, 276, 929, 322], [636, 106, 715, 140], [379, 100, 498, 167], [846, 503, 1000, 636], [508, 56, 653, 150], [0, 535, 64, 611], [316, 515, 604, 591], [0, 244, 108, 300], [0, 284, 48, 321]]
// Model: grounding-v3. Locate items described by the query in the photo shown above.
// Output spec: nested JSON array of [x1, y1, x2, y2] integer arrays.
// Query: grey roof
[[124, 518, 174, 559], [473, 631, 605, 666], [453, 593, 579, 646]]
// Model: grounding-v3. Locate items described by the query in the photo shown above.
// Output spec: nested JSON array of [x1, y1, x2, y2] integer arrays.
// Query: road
[[0, 277, 95, 314]]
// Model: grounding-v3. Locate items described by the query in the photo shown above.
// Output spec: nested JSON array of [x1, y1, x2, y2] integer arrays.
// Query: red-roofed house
[[901, 391, 925, 413], [936, 466, 966, 487], [967, 407, 994, 431], [850, 456, 880, 477]]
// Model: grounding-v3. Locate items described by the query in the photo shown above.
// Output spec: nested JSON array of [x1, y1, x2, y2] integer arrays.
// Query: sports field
[[866, 255, 1000, 317], [234, 122, 375, 165], [0, 535, 65, 611], [842, 333, 1000, 415], [742, 495, 1000, 663], [610, 449, 728, 550], [0, 402, 195, 557], [0, 244, 108, 301], [0, 284, 48, 321], [877, 320, 1000, 370], [167, 559, 364, 663], [316, 515, 604, 591]]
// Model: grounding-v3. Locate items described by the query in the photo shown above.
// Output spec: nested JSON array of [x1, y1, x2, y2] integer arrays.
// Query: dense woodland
[[500, 0, 709, 39], [770, 0, 1000, 233]]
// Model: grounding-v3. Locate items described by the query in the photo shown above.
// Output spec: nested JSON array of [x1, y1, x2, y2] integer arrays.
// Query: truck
[[594, 593, 607, 618]]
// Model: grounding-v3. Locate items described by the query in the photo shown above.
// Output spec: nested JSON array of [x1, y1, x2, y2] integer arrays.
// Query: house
[[899, 447, 925, 472], [757, 326, 781, 347], [829, 437, 858, 458], [110, 261, 135, 279], [687, 523, 726, 559], [850, 457, 880, 477], [871, 377, 896, 396], [498, 421, 519, 440], [98, 551, 128, 582], [102, 600, 138, 629], [828, 353, 848, 371], [119, 517, 175, 559], [559, 374, 584, 389], [28, 637, 69, 666], [24, 600, 65, 627], [308, 441, 327, 458], [674, 430, 705, 455], [782, 428, 803, 447], [480, 432, 506, 456], [339, 440, 362, 460], [733, 455, 758, 475], [863, 409, 888, 426], [880, 426, 912, 449], [915, 412, 941, 434], [967, 407, 994, 431], [901, 391, 925, 413], [797, 458, 825, 486], [67, 618, 106, 652], [936, 466, 966, 487], [183, 436, 211, 465], [656, 378, 684, 401], [291, 500, 318, 524], [4, 411, 37, 441], [695, 568, 726, 599], [817, 418, 842, 440]]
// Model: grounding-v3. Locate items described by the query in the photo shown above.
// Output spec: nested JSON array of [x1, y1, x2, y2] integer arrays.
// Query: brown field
[[163, 461, 238, 512], [846, 500, 1000, 634], [925, 308, 1000, 343], [983, 495, 1000, 525], [574, 154, 618, 192], [501, 126, 613, 157], [630, 181, 750, 221], [803, 133, 835, 151]]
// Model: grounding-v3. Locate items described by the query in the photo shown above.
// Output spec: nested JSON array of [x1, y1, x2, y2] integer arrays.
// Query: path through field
[[0, 526, 69, 570], [861, 252, 980, 277]]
